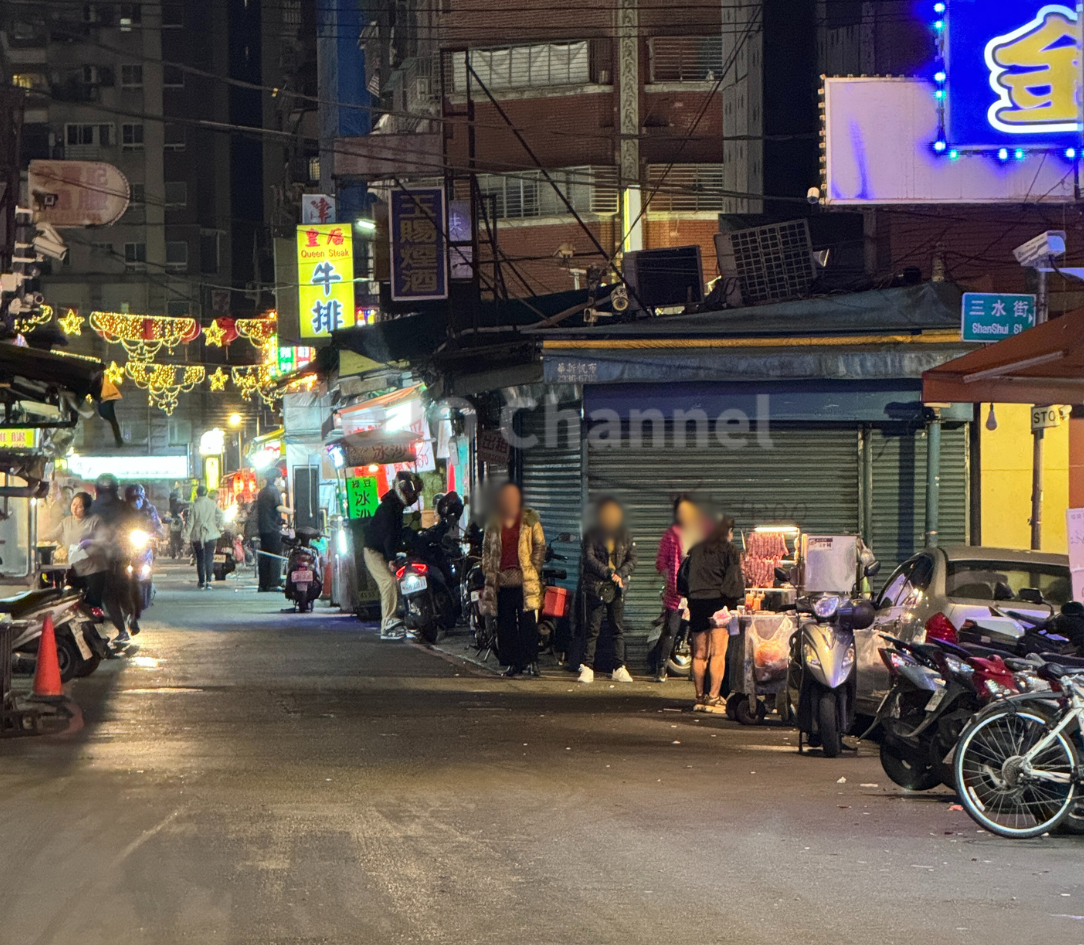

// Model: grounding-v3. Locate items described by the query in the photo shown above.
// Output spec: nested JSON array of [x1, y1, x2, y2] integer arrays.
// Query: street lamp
[[228, 413, 244, 469]]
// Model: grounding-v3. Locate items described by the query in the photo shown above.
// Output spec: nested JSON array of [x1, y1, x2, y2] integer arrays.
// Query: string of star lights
[[208, 366, 228, 391], [125, 362, 206, 415], [14, 304, 54, 334], [104, 361, 125, 386], [231, 364, 281, 406], [59, 309, 85, 335]]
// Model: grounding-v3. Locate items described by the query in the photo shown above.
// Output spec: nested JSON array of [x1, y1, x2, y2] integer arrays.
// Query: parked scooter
[[870, 633, 1016, 789], [537, 533, 574, 663], [284, 527, 323, 612], [9, 587, 111, 682], [212, 532, 237, 582], [397, 495, 465, 643], [788, 594, 876, 757]]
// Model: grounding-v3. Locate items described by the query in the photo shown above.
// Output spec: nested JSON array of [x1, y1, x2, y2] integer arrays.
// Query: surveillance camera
[[1013, 230, 1066, 269], [806, 186, 821, 205], [610, 284, 629, 313], [33, 234, 68, 261]]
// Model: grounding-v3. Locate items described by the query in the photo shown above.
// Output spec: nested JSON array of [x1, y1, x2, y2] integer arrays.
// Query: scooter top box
[[542, 585, 571, 618]]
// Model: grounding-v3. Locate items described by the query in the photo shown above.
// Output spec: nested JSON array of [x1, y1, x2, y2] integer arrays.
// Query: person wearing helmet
[[86, 472, 138, 643], [362, 472, 420, 639], [125, 483, 161, 617]]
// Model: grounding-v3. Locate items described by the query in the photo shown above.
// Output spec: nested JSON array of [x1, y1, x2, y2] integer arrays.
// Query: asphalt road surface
[[1, 563, 1082, 945]]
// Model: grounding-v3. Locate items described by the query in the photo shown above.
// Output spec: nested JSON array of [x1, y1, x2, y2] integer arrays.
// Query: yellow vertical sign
[[296, 223, 356, 339]]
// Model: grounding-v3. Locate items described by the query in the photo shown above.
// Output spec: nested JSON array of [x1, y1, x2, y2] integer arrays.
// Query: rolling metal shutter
[[586, 425, 861, 633], [869, 423, 970, 581], [519, 405, 584, 590]]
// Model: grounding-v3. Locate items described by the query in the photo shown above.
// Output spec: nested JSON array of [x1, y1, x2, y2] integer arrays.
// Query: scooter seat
[[0, 587, 68, 615]]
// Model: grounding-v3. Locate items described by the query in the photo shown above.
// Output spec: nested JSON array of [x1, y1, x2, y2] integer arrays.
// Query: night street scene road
[[3, 0, 1084, 943]]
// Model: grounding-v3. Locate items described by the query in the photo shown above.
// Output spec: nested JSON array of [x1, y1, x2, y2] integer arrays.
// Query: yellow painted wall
[[980, 403, 1069, 553]]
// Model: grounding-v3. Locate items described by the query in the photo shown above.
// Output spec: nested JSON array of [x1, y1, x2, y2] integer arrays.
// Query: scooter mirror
[[839, 599, 876, 631], [864, 561, 881, 578], [557, 532, 574, 542]]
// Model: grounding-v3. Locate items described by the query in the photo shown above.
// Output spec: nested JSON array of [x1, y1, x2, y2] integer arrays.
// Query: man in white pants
[[362, 473, 420, 638]]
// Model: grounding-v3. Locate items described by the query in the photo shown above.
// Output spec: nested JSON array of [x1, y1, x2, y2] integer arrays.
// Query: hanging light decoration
[[125, 362, 206, 415], [231, 364, 281, 406], [14, 304, 54, 334], [90, 311, 201, 360], [203, 319, 227, 347], [234, 314, 277, 350], [207, 366, 228, 391], [59, 309, 85, 335], [104, 361, 125, 386]]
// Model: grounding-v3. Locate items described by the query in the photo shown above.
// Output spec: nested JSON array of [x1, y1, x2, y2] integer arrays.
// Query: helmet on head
[[437, 491, 463, 521], [124, 484, 145, 503], [393, 471, 421, 507], [95, 473, 119, 495]]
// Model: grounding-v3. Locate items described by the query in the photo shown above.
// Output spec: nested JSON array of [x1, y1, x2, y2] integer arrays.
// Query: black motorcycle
[[284, 527, 323, 613], [397, 514, 462, 644]]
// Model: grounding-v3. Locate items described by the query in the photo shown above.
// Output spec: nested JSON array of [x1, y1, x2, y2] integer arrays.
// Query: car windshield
[[945, 560, 1072, 606]]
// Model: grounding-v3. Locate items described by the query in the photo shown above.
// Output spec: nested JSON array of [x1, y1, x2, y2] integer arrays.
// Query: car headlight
[[813, 595, 841, 619], [129, 529, 150, 550], [943, 655, 974, 677], [803, 641, 821, 668]]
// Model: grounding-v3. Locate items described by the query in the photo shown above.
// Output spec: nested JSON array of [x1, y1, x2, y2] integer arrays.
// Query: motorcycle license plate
[[214, 554, 227, 563], [925, 688, 947, 712], [470, 590, 481, 602], [291, 570, 314, 583], [71, 628, 92, 660], [400, 575, 427, 593]]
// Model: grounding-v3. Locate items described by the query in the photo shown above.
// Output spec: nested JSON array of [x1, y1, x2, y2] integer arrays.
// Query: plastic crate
[[542, 585, 571, 619]]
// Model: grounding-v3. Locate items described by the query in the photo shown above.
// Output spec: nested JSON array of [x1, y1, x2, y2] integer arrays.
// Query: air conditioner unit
[[623, 246, 704, 310]]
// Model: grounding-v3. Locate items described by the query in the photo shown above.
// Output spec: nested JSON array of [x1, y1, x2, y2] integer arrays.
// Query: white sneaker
[[612, 666, 634, 683], [577, 665, 595, 683]]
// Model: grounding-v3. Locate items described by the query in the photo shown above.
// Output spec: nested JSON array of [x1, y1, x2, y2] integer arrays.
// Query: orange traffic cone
[[32, 613, 64, 699]]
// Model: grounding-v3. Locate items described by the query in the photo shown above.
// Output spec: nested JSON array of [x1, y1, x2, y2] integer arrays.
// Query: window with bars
[[476, 166, 618, 220], [647, 36, 724, 83], [452, 41, 590, 93], [645, 164, 724, 212]]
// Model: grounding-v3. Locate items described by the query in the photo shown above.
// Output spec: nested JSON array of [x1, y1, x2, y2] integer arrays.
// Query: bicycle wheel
[[954, 706, 1077, 839]]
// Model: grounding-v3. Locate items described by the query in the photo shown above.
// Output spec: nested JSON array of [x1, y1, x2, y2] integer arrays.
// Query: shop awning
[[922, 308, 1084, 405], [337, 384, 424, 419]]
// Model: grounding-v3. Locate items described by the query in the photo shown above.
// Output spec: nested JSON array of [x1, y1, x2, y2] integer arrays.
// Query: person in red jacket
[[652, 495, 705, 682]]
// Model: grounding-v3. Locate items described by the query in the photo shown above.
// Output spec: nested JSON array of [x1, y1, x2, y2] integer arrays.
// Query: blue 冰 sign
[[961, 292, 1036, 341], [944, 1, 1083, 150]]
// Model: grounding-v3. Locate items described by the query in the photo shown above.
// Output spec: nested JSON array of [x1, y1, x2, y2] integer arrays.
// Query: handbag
[[676, 556, 691, 598]]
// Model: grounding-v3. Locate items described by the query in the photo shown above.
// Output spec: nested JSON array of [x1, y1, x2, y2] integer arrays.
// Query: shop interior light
[[354, 218, 376, 234], [367, 464, 379, 473], [753, 525, 801, 534]]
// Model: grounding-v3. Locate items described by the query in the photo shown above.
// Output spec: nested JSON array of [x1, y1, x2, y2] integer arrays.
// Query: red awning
[[922, 308, 1084, 405]]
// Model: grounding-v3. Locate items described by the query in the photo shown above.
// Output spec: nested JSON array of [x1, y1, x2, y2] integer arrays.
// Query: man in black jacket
[[362, 473, 420, 638], [578, 497, 637, 684], [256, 473, 287, 591]]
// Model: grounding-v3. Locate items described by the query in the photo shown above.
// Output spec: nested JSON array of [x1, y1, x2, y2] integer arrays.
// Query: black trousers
[[258, 531, 283, 589], [193, 540, 216, 586], [651, 607, 682, 674], [583, 594, 626, 669], [497, 586, 538, 671]]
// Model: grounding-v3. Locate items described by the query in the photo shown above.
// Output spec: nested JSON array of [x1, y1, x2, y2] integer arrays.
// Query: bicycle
[[954, 662, 1084, 838]]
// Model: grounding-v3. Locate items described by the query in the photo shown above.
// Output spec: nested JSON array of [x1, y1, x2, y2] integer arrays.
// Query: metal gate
[[586, 425, 862, 632], [519, 404, 584, 590], [869, 423, 970, 579]]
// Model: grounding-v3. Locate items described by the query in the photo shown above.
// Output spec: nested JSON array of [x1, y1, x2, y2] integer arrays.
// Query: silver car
[[854, 544, 1072, 714]]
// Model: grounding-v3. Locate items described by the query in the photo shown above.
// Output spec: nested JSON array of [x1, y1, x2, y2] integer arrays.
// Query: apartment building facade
[[331, 0, 727, 297]]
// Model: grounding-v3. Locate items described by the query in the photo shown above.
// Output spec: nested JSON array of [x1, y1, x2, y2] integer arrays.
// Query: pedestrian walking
[[651, 495, 705, 682], [481, 482, 545, 678], [362, 472, 420, 638], [186, 485, 222, 589], [578, 497, 636, 684], [685, 514, 744, 710], [256, 473, 287, 591]]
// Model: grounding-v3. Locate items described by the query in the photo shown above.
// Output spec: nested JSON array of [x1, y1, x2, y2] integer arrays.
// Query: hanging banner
[[296, 223, 356, 340], [389, 188, 449, 301]]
